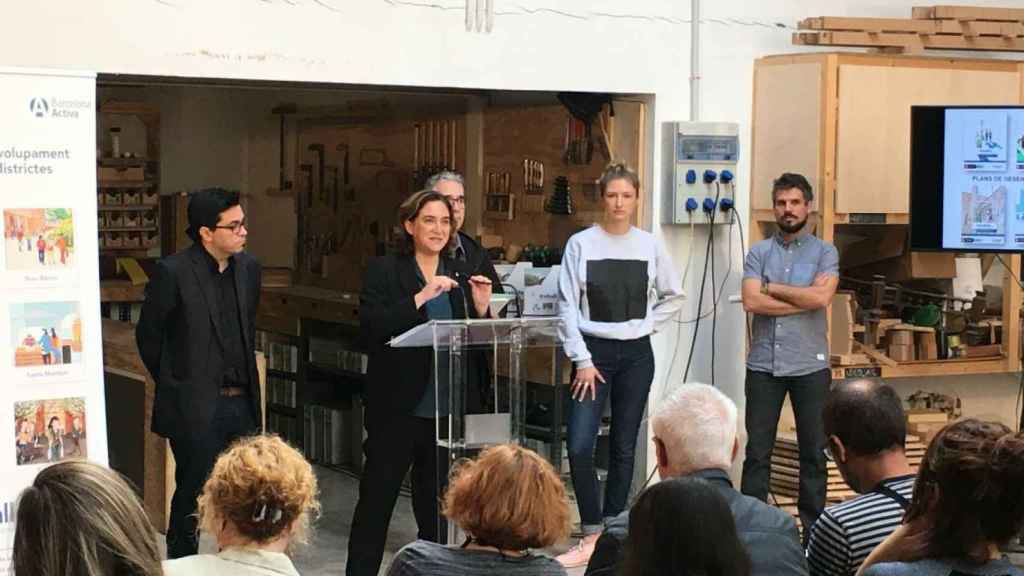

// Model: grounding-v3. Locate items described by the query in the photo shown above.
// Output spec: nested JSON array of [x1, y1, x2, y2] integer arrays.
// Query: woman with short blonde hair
[[387, 444, 570, 576], [163, 434, 320, 576]]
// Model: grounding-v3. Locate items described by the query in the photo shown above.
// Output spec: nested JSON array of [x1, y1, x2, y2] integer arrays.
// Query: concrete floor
[[216, 466, 583, 576]]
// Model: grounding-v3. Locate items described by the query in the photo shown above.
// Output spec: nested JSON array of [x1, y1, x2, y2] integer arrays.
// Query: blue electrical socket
[[702, 197, 716, 213], [685, 197, 699, 212]]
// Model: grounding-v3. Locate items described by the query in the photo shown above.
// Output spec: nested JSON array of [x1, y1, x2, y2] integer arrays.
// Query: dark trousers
[[347, 416, 446, 576], [166, 395, 257, 559], [567, 336, 655, 530], [740, 368, 830, 539]]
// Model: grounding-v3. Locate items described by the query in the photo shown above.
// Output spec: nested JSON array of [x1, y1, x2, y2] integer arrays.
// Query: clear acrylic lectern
[[389, 317, 562, 543]]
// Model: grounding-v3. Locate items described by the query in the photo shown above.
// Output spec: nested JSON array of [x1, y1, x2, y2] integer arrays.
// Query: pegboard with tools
[[662, 121, 739, 225]]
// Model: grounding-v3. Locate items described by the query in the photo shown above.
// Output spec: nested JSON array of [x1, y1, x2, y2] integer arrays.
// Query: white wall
[[7, 0, 1023, 474]]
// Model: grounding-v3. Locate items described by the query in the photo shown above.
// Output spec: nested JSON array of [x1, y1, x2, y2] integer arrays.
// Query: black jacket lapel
[[233, 256, 251, 350], [396, 255, 421, 300], [188, 245, 226, 347]]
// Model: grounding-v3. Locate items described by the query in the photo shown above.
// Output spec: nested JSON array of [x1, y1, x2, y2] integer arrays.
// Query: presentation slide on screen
[[942, 108, 1024, 250]]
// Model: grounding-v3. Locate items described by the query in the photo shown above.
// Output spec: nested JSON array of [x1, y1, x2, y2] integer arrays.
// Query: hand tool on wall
[[271, 103, 297, 194], [441, 120, 448, 170], [308, 143, 325, 203], [449, 119, 457, 170], [329, 166, 340, 214], [413, 124, 420, 173], [336, 143, 350, 186]]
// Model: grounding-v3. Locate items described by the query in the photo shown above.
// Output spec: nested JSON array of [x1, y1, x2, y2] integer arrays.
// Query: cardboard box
[[916, 334, 938, 360], [102, 190, 121, 205], [889, 330, 914, 346], [887, 343, 914, 362], [98, 166, 144, 182]]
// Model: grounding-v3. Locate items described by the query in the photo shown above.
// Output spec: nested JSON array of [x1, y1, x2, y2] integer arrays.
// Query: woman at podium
[[555, 163, 685, 567], [347, 189, 492, 576]]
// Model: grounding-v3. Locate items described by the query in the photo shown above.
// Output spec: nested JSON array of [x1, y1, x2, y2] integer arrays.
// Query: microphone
[[449, 268, 473, 318]]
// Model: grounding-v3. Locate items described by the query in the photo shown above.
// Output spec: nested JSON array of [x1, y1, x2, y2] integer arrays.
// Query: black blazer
[[359, 253, 484, 434], [136, 244, 262, 442]]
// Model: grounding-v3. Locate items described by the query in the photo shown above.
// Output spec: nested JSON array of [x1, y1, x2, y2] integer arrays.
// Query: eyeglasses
[[447, 196, 466, 206], [213, 220, 247, 235]]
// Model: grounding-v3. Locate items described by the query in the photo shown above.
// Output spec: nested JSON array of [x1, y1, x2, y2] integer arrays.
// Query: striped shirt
[[806, 475, 916, 576]]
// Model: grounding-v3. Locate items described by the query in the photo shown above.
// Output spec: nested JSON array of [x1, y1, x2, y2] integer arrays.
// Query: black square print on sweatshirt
[[585, 259, 649, 323]]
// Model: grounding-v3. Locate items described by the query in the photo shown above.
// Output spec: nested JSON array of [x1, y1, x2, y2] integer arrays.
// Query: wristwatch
[[761, 278, 770, 295]]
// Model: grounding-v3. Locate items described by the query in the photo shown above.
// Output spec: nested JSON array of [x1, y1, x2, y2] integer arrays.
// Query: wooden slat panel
[[836, 65, 1020, 214], [802, 16, 1024, 36], [915, 5, 1024, 23], [797, 30, 1024, 51]]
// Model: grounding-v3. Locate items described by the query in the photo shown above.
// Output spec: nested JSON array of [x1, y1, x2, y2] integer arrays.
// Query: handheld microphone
[[450, 269, 472, 318]]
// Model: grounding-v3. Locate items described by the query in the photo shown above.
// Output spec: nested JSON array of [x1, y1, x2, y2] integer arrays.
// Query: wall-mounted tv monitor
[[910, 105, 1024, 253]]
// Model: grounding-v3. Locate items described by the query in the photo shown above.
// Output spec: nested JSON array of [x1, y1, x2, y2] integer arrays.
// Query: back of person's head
[[623, 477, 750, 576], [443, 444, 570, 550], [198, 434, 320, 547], [823, 379, 906, 457], [185, 188, 240, 243], [13, 460, 162, 576], [651, 383, 737, 476], [906, 418, 1024, 562]]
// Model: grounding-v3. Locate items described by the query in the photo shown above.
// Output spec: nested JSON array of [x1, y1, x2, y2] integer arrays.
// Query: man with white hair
[[584, 383, 808, 576]]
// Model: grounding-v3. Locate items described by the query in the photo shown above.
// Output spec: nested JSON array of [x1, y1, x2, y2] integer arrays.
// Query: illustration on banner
[[3, 208, 75, 270], [15, 397, 87, 466], [10, 301, 83, 367]]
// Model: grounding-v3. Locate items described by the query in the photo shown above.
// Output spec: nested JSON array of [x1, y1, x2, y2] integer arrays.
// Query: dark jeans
[[567, 335, 654, 531], [347, 416, 447, 576], [167, 394, 257, 559], [740, 368, 830, 540]]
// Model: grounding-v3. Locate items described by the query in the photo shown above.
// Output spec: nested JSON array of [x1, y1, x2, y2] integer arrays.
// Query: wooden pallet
[[769, 432, 924, 506], [795, 5, 1024, 53]]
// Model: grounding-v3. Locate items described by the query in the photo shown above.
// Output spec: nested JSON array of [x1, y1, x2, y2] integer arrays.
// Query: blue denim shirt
[[743, 231, 839, 377]]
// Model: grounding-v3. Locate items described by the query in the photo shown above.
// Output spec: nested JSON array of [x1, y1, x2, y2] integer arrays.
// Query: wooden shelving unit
[[97, 102, 161, 258], [750, 52, 1024, 379]]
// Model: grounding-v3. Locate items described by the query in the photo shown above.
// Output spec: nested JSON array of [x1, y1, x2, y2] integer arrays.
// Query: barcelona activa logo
[[29, 98, 49, 118]]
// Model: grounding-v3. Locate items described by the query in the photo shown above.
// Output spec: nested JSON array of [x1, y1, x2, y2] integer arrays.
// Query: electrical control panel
[[662, 121, 739, 225]]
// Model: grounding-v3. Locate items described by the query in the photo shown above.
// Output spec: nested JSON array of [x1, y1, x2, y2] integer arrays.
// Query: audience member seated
[[586, 383, 808, 576], [859, 418, 1024, 576], [622, 476, 750, 576], [163, 435, 320, 576], [386, 444, 569, 576], [807, 379, 916, 576], [13, 460, 163, 576]]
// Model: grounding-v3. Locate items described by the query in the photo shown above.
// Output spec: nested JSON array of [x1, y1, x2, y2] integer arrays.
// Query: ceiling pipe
[[690, 0, 701, 121]]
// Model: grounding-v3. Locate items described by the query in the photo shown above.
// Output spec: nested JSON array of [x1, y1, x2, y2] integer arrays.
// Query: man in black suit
[[426, 171, 503, 290], [136, 188, 262, 558]]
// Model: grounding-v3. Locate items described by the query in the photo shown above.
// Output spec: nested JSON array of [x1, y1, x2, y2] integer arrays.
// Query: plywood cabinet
[[752, 53, 1024, 231], [835, 64, 1020, 214], [750, 53, 1024, 379]]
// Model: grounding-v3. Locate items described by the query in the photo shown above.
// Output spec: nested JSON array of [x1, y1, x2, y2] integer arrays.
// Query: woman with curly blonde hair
[[163, 434, 320, 576], [387, 444, 570, 576]]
